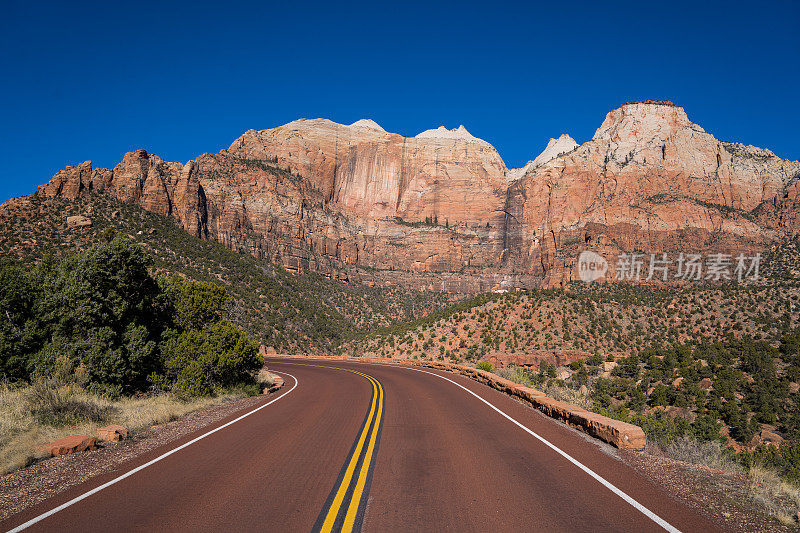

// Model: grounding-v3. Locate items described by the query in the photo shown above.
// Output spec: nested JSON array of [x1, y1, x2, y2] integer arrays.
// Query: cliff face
[[227, 119, 509, 226], [504, 102, 800, 285], [29, 102, 800, 291]]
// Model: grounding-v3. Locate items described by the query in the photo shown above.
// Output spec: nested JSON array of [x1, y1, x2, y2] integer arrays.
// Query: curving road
[[1, 360, 721, 533]]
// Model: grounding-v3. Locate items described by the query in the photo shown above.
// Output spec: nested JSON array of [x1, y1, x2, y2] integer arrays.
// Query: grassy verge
[[748, 466, 800, 526], [0, 380, 248, 475]]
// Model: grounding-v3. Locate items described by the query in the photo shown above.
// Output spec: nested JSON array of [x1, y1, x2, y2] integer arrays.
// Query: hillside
[[346, 250, 800, 464], [0, 193, 452, 353], [349, 273, 800, 365]]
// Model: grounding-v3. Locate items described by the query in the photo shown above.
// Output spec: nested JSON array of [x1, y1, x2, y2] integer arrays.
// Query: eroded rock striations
[[504, 102, 800, 285], [24, 102, 800, 291]]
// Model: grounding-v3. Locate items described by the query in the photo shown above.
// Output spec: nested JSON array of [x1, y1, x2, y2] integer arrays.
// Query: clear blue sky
[[1, 0, 798, 203]]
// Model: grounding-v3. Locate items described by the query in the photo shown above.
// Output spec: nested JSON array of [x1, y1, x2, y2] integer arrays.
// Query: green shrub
[[740, 443, 800, 485], [157, 320, 262, 397], [0, 258, 43, 382], [28, 236, 165, 395], [160, 275, 229, 331], [476, 361, 494, 372]]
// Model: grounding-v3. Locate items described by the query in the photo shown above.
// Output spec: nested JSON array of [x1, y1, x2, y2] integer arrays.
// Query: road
[[1, 360, 721, 533]]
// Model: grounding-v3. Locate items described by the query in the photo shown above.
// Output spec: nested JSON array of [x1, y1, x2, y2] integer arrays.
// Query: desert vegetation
[[0, 234, 267, 473], [348, 280, 800, 363], [0, 235, 263, 397], [0, 193, 453, 354]]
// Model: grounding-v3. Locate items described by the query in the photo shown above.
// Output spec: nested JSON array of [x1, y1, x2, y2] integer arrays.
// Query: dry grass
[[748, 466, 800, 527], [494, 365, 595, 411], [255, 369, 278, 389], [654, 436, 741, 473], [647, 436, 800, 527], [0, 380, 244, 475], [540, 383, 595, 411], [494, 366, 534, 388]]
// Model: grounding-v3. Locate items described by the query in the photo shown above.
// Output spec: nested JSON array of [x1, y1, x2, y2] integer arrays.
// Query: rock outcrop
[[96, 425, 129, 442], [37, 435, 98, 457], [29, 102, 800, 291], [66, 215, 92, 230], [504, 101, 800, 285]]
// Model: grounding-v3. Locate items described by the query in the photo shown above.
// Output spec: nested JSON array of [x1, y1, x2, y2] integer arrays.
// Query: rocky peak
[[506, 134, 579, 182], [532, 134, 579, 166], [592, 101, 699, 144], [349, 119, 386, 132], [414, 125, 492, 147]]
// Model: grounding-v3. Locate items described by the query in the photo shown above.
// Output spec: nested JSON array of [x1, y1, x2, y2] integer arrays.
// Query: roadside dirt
[[0, 393, 271, 521], [619, 449, 797, 533]]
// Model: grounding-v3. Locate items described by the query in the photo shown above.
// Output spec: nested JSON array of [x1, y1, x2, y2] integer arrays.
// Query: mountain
[[19, 101, 800, 291], [504, 101, 800, 285], [506, 134, 579, 181]]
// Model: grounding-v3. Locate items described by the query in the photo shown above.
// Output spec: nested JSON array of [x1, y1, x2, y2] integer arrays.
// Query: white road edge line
[[362, 362, 681, 533], [6, 371, 299, 533]]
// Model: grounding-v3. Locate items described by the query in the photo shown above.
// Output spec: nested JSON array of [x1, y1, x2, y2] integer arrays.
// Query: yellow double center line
[[282, 363, 384, 533]]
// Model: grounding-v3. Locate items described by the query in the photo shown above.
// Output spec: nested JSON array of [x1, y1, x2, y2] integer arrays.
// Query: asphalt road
[[1, 360, 722, 533]]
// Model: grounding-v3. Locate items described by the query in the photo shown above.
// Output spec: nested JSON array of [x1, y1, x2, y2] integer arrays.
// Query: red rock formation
[[37, 435, 98, 457], [28, 102, 800, 291], [228, 119, 508, 225], [485, 350, 590, 369], [504, 102, 800, 285], [96, 425, 129, 442], [38, 160, 112, 200]]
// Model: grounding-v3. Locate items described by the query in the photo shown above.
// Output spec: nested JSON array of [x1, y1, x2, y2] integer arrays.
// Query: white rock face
[[350, 119, 386, 132], [506, 134, 578, 181], [531, 134, 579, 167], [415, 125, 491, 146]]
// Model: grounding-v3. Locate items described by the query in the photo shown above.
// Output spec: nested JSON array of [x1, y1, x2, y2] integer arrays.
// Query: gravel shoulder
[[619, 449, 797, 533]]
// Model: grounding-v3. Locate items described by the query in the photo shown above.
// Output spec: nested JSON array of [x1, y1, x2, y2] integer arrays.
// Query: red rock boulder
[[37, 435, 98, 457], [96, 425, 130, 442]]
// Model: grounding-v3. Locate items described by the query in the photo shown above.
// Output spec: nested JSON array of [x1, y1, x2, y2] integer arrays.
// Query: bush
[[476, 361, 494, 372], [32, 236, 165, 395], [160, 275, 229, 331], [496, 365, 534, 387], [659, 435, 738, 472], [0, 258, 44, 382], [157, 320, 262, 397]]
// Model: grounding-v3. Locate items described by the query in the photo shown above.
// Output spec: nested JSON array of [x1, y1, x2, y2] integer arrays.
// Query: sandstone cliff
[[27, 101, 800, 291], [227, 119, 508, 226], [506, 134, 579, 181], [504, 102, 800, 285]]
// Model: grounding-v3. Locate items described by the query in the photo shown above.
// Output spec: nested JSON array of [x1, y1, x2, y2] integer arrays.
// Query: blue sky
[[1, 0, 798, 203]]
